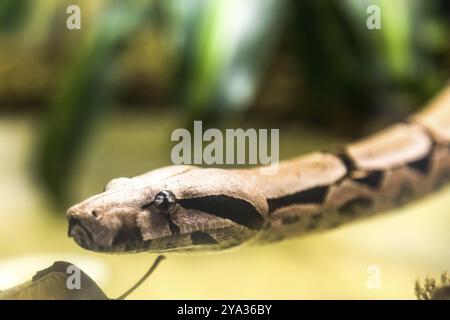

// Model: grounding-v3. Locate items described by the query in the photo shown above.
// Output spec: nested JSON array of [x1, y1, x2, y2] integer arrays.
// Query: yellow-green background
[[1, 0, 450, 299]]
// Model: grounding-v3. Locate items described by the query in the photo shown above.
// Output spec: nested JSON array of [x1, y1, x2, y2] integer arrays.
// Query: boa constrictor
[[67, 86, 450, 253]]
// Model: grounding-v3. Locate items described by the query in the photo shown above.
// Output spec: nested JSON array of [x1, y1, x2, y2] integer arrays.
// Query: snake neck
[[237, 86, 450, 244]]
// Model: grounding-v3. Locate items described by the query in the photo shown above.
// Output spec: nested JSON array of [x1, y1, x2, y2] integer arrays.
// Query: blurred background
[[0, 0, 449, 299]]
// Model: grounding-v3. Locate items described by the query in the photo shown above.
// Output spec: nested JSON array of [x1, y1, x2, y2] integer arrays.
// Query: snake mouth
[[67, 214, 145, 253], [68, 216, 94, 249]]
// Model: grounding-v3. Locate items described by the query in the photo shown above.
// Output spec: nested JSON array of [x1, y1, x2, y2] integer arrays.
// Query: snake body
[[67, 87, 450, 253]]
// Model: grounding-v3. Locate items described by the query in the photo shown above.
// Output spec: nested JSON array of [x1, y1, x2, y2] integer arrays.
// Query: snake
[[67, 86, 450, 253]]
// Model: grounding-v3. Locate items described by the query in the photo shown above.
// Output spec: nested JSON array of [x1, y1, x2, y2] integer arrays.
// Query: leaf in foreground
[[0, 256, 165, 300]]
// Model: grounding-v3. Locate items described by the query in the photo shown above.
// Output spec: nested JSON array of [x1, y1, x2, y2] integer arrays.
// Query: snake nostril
[[91, 210, 100, 218]]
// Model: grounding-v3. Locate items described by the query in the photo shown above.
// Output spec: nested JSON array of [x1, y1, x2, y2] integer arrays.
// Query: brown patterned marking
[[306, 221, 319, 231], [268, 186, 330, 212], [178, 195, 264, 230], [306, 220, 320, 231], [162, 242, 178, 249], [261, 223, 271, 231], [308, 214, 322, 230], [267, 233, 285, 243], [336, 151, 356, 171], [353, 171, 384, 189], [329, 221, 342, 229], [191, 231, 218, 245], [311, 213, 322, 222], [394, 184, 415, 206], [434, 169, 450, 190], [337, 197, 373, 217], [281, 216, 300, 225], [407, 153, 433, 175]]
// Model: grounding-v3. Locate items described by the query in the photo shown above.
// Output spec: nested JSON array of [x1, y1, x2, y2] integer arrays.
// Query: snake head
[[67, 165, 268, 253]]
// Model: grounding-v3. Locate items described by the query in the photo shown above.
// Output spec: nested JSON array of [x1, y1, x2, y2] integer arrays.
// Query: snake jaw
[[66, 201, 125, 252], [67, 216, 94, 249]]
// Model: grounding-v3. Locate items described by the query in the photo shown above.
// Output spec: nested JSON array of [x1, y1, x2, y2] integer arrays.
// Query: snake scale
[[67, 86, 450, 253]]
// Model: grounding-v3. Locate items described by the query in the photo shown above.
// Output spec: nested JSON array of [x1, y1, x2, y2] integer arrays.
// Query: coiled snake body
[[67, 87, 450, 253]]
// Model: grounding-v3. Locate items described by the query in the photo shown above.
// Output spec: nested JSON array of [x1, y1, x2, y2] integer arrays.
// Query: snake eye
[[154, 190, 176, 214]]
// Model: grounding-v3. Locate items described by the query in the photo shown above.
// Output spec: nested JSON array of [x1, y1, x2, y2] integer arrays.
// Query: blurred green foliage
[[0, 0, 32, 31], [173, 0, 287, 118], [277, 0, 447, 130], [0, 0, 448, 206], [37, 1, 155, 205]]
